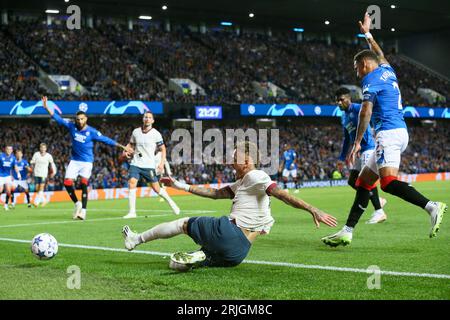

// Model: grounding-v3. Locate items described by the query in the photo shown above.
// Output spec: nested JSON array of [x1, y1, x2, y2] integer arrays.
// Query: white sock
[[34, 193, 41, 205], [158, 188, 178, 209], [128, 189, 136, 214], [38, 191, 45, 202], [344, 225, 354, 233], [140, 217, 189, 243], [374, 208, 384, 215], [425, 201, 437, 214]]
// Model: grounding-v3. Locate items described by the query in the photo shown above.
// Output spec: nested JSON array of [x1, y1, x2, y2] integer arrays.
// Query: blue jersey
[[53, 113, 118, 163], [0, 153, 16, 177], [339, 103, 376, 161], [362, 63, 407, 133], [282, 149, 297, 170], [13, 159, 30, 180]]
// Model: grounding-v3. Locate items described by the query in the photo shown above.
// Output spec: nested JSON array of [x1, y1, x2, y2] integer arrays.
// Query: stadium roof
[[1, 0, 449, 38]]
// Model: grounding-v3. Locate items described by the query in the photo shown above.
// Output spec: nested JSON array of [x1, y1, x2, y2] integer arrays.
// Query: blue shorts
[[187, 216, 252, 268], [129, 165, 158, 183], [35, 177, 46, 185]]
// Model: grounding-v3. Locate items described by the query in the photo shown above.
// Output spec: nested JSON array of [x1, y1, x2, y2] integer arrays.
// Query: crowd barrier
[[1, 172, 448, 205]]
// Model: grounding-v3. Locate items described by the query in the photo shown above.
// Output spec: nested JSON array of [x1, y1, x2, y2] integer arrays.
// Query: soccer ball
[[31, 233, 58, 260]]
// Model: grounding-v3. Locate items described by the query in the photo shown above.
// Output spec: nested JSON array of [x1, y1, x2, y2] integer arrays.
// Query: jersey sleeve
[[155, 130, 164, 147], [248, 170, 277, 195], [92, 129, 118, 147], [52, 113, 72, 129]]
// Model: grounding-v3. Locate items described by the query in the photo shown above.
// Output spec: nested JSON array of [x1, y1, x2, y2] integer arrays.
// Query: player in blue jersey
[[42, 96, 132, 220], [11, 150, 32, 208], [322, 13, 447, 247], [335, 87, 387, 224], [0, 145, 21, 211], [279, 144, 299, 193]]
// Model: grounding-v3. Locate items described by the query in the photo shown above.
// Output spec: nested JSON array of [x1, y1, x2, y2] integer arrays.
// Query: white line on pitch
[[0, 211, 213, 229], [0, 237, 449, 280]]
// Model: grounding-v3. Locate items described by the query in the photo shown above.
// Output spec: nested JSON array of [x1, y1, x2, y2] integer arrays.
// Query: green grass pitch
[[0, 181, 449, 300]]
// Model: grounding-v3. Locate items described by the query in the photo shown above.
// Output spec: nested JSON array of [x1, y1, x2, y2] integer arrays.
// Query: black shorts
[[129, 165, 158, 183], [187, 216, 252, 267], [35, 177, 46, 185]]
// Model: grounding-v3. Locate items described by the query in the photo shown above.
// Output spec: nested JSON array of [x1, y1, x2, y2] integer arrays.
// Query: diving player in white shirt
[[123, 111, 180, 219], [30, 143, 56, 207], [122, 141, 337, 271]]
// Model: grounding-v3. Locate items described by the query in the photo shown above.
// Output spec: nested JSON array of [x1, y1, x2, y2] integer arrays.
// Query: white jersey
[[130, 127, 164, 169], [228, 169, 276, 234], [31, 152, 56, 178]]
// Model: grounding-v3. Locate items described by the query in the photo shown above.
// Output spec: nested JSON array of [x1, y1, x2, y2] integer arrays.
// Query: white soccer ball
[[31, 233, 58, 260]]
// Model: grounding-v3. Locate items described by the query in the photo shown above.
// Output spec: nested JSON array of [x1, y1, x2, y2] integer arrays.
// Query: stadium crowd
[[0, 21, 448, 105], [1, 120, 448, 191]]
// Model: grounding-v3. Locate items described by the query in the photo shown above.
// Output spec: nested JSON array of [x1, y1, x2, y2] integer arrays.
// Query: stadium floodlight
[[391, 28, 396, 32], [390, 4, 396, 9], [220, 22, 233, 26], [162, 5, 168, 10], [45, 9, 60, 14], [249, 13, 255, 18], [293, 28, 304, 32], [65, 0, 70, 3], [139, 16, 153, 20], [324, 20, 330, 25]]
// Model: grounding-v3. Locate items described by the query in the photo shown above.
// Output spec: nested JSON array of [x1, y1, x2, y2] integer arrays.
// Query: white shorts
[[367, 128, 409, 174], [353, 149, 374, 172], [13, 180, 29, 190], [65, 160, 93, 179], [0, 176, 12, 186], [282, 168, 298, 178]]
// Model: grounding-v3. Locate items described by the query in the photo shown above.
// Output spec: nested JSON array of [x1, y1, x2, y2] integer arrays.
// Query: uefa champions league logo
[[103, 101, 150, 115], [10, 100, 62, 115], [402, 106, 420, 118], [266, 104, 304, 116]]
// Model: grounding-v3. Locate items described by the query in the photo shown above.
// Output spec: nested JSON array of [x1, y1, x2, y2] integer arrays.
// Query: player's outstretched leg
[[122, 217, 189, 251], [380, 176, 446, 238]]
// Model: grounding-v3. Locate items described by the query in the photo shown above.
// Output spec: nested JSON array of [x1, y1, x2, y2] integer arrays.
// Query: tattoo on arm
[[269, 186, 313, 212], [189, 186, 233, 200], [367, 38, 389, 64]]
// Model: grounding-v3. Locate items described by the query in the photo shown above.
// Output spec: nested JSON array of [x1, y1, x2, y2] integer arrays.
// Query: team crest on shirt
[[86, 131, 90, 136]]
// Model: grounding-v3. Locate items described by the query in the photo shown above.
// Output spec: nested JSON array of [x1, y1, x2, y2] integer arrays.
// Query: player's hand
[[41, 96, 49, 110], [123, 145, 134, 155], [347, 142, 361, 167], [358, 12, 371, 34], [310, 207, 338, 228], [159, 176, 175, 187], [157, 163, 164, 175]]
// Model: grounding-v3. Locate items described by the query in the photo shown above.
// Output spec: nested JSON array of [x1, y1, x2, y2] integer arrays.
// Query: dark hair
[[354, 49, 379, 64], [143, 110, 153, 116], [335, 87, 351, 99], [76, 111, 87, 117]]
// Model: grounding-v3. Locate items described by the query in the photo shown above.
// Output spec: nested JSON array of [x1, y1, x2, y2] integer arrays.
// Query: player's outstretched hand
[[358, 12, 371, 34], [346, 142, 361, 167], [160, 176, 175, 187], [41, 96, 48, 109], [310, 208, 338, 228]]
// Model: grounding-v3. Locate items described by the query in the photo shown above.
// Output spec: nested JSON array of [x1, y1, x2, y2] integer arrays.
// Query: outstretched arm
[[160, 176, 233, 200], [268, 186, 337, 228], [359, 12, 389, 65], [41, 96, 54, 116], [347, 101, 373, 166]]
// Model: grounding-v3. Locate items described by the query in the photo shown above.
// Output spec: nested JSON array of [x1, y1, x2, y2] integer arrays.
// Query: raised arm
[[268, 186, 337, 228], [359, 12, 389, 65], [160, 176, 233, 200], [42, 96, 71, 129], [41, 96, 54, 116]]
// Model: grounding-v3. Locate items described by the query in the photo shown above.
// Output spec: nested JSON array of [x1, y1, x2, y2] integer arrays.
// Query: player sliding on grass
[[322, 13, 447, 247], [122, 141, 337, 271], [335, 87, 387, 224], [41, 96, 132, 220]]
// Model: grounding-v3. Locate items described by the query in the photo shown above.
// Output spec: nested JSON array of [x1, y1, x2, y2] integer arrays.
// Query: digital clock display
[[195, 106, 223, 119]]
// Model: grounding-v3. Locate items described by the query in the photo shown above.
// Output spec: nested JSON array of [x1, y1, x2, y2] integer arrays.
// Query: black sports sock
[[5, 194, 10, 205], [65, 185, 78, 203], [383, 180, 429, 209], [369, 187, 382, 210], [81, 183, 88, 209], [345, 187, 371, 228], [25, 192, 30, 204], [10, 192, 15, 204]]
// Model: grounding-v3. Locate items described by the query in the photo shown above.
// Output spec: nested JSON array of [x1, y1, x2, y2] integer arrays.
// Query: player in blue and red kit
[[11, 149, 32, 208], [322, 13, 446, 247], [279, 144, 299, 192], [0, 145, 20, 210], [336, 87, 387, 224], [42, 96, 132, 220]]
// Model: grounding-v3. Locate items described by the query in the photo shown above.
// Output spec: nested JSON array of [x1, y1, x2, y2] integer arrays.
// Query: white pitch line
[[27, 208, 216, 213], [0, 237, 449, 280], [0, 211, 213, 229]]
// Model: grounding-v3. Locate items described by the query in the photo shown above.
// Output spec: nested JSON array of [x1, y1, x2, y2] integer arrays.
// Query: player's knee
[[178, 217, 190, 234], [355, 177, 376, 191], [63, 179, 73, 187], [380, 176, 397, 193], [81, 178, 89, 186]]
